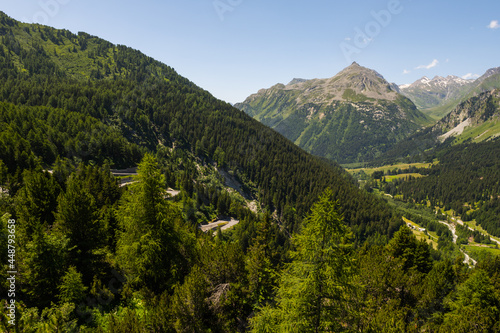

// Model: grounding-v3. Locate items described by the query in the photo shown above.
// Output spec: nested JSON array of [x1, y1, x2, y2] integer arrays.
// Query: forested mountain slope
[[0, 11, 399, 236], [377, 89, 500, 163], [435, 89, 500, 143], [382, 139, 500, 237]]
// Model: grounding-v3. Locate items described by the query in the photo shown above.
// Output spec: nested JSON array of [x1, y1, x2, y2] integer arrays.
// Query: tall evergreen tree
[[116, 154, 194, 293], [21, 229, 69, 309], [440, 270, 500, 332], [251, 189, 355, 332], [246, 213, 279, 309], [53, 170, 101, 281], [16, 169, 61, 244]]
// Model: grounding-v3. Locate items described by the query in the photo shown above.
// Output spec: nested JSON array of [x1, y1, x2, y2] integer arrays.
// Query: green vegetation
[[464, 220, 500, 244], [465, 245, 500, 262], [424, 101, 462, 120], [377, 89, 500, 165], [403, 71, 500, 120], [360, 138, 500, 243], [1, 12, 500, 333], [455, 119, 500, 144], [395, 140, 500, 237], [251, 189, 354, 332], [403, 217, 439, 249], [236, 65, 429, 163], [346, 161, 437, 176], [342, 88, 374, 102], [385, 173, 425, 182], [0, 12, 401, 237]]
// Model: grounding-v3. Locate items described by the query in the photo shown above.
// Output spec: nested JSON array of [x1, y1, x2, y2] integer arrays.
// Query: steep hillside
[[0, 12, 398, 235], [378, 89, 500, 163], [236, 63, 431, 163], [436, 89, 500, 143], [2, 12, 500, 333]]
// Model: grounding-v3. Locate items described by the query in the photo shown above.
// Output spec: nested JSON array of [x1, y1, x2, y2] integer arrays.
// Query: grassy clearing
[[385, 173, 425, 182], [422, 101, 459, 120], [455, 119, 500, 144], [464, 245, 500, 259], [340, 162, 368, 169], [403, 217, 438, 250], [345, 161, 438, 176]]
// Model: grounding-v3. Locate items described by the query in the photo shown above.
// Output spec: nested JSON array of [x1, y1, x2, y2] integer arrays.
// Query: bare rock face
[[434, 89, 500, 141], [281, 62, 400, 104]]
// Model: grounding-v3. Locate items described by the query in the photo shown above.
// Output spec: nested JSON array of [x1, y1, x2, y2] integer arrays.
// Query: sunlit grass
[[403, 217, 438, 250], [345, 161, 438, 175]]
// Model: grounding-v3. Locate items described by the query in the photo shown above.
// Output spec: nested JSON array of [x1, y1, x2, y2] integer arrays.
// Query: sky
[[1, 0, 499, 104]]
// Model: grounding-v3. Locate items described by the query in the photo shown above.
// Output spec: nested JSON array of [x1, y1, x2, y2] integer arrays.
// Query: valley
[[348, 159, 500, 265], [0, 7, 500, 332]]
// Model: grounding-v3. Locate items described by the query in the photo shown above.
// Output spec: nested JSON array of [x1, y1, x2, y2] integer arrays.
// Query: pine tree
[[58, 266, 87, 304], [251, 189, 355, 332], [21, 229, 70, 308], [440, 270, 500, 332], [16, 169, 61, 244], [246, 213, 278, 309], [116, 154, 192, 292]]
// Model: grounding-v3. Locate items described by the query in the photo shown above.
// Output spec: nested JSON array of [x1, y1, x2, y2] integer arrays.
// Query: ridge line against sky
[[1, 0, 499, 104]]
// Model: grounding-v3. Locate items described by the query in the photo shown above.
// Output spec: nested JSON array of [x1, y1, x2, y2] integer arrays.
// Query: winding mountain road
[[200, 217, 239, 233], [438, 220, 477, 266]]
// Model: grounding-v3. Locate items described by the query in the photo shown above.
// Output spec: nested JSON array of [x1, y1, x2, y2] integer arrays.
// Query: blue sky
[[1, 0, 499, 103]]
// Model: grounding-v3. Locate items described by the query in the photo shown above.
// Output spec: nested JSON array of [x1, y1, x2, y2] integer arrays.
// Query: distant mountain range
[[379, 88, 500, 162], [400, 68, 500, 119], [235, 62, 431, 163]]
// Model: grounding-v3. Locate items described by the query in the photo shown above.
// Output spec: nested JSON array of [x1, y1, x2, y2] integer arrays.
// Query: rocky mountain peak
[[287, 78, 307, 86], [402, 75, 472, 91], [477, 67, 500, 82], [235, 62, 426, 163]]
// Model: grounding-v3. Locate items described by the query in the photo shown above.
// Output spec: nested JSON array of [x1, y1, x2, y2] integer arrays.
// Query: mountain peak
[[326, 63, 398, 101], [287, 78, 307, 86], [477, 67, 500, 82], [399, 70, 495, 114], [339, 62, 382, 76], [403, 75, 473, 91], [236, 64, 425, 163]]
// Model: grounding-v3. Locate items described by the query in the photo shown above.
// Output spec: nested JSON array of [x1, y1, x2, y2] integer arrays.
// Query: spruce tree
[[251, 188, 355, 332]]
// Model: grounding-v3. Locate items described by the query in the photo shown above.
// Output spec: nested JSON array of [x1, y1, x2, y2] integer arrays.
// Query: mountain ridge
[[377, 88, 500, 162], [400, 67, 500, 119], [236, 63, 431, 163], [0, 11, 397, 234], [436, 89, 500, 142]]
